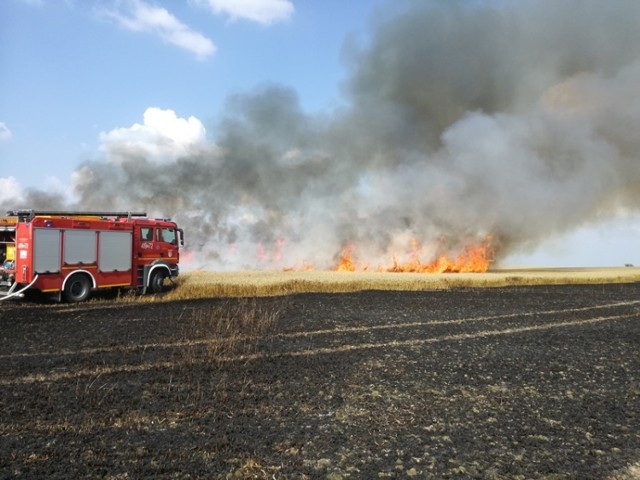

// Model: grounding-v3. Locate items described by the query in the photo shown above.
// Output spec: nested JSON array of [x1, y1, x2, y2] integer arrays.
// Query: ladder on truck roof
[[6, 210, 148, 221]]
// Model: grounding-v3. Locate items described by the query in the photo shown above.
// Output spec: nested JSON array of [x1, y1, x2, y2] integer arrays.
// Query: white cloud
[[0, 177, 23, 204], [195, 0, 294, 24], [99, 107, 217, 164], [0, 122, 12, 143], [106, 0, 216, 60]]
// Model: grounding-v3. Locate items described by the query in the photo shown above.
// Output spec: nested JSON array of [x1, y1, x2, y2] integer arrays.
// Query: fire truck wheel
[[64, 274, 92, 303], [148, 269, 168, 294]]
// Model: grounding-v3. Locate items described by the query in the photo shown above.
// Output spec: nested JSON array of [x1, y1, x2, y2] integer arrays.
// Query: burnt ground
[[1, 284, 640, 479]]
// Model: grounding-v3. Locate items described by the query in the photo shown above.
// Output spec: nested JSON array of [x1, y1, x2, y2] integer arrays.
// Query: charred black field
[[1, 283, 640, 479]]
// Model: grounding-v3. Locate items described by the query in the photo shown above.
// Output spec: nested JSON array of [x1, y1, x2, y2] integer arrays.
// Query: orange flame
[[334, 246, 373, 272], [387, 242, 493, 273], [334, 236, 495, 273], [336, 247, 357, 272]]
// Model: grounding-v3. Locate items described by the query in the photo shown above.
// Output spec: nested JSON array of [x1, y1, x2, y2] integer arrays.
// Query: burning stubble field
[[1, 272, 640, 479]]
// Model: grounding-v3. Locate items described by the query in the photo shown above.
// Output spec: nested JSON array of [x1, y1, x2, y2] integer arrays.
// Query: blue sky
[[1, 0, 640, 269]]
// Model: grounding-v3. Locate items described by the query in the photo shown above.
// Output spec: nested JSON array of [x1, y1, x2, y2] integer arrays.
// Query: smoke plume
[[8, 0, 640, 270]]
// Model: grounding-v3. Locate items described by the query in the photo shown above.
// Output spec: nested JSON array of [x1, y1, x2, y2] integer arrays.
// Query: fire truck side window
[[141, 227, 153, 241], [161, 228, 177, 245]]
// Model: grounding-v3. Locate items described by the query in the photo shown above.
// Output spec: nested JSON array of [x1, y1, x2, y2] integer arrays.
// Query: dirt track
[[1, 283, 640, 479]]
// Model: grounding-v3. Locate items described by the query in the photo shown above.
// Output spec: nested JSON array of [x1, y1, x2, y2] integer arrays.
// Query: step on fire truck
[[0, 210, 184, 302]]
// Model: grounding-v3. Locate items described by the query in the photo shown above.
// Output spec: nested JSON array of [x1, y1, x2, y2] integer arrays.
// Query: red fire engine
[[0, 210, 183, 302]]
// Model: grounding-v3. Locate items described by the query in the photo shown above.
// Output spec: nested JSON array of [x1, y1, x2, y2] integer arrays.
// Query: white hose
[[0, 274, 39, 301]]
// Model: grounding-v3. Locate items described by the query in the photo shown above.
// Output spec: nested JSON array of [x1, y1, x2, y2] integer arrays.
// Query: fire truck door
[[157, 227, 178, 260]]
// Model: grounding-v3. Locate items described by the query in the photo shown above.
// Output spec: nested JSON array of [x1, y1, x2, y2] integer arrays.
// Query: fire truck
[[0, 210, 183, 302]]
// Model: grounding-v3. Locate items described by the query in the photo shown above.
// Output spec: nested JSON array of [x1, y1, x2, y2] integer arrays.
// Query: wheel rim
[[70, 281, 85, 297], [66, 275, 90, 302], [150, 270, 167, 293]]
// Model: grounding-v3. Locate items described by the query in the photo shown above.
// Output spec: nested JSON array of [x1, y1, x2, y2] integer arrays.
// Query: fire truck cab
[[0, 210, 184, 302]]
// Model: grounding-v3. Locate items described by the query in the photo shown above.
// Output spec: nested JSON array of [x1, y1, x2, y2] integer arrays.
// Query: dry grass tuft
[[169, 297, 282, 365]]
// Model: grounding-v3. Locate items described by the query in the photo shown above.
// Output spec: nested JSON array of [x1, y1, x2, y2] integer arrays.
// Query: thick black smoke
[[7, 0, 640, 269]]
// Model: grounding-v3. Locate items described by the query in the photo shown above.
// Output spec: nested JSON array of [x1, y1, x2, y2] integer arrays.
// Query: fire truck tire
[[148, 269, 168, 294], [64, 273, 92, 303]]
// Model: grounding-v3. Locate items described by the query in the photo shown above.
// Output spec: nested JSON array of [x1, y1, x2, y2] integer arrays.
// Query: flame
[[334, 236, 495, 273], [248, 235, 495, 273], [336, 247, 357, 272], [334, 246, 373, 272], [387, 242, 493, 273]]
